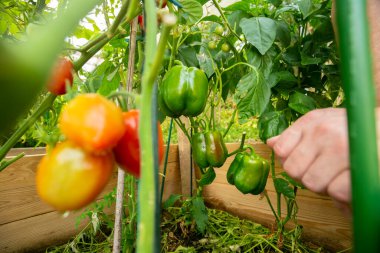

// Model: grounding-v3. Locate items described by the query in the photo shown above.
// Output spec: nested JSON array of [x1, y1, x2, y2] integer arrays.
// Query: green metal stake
[[336, 1, 380, 252]]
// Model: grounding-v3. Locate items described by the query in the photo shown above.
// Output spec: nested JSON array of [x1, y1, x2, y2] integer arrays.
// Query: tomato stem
[[0, 93, 56, 166], [136, 3, 175, 253]]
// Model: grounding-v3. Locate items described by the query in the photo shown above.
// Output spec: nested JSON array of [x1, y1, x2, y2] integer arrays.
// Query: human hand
[[266, 108, 351, 206]]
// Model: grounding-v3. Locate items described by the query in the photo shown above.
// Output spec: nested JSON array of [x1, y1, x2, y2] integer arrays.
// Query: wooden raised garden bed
[[0, 142, 352, 252]]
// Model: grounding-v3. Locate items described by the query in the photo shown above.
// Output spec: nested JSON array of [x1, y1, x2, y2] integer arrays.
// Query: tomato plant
[[46, 57, 74, 95], [36, 141, 114, 211], [113, 109, 165, 178], [59, 93, 125, 153], [208, 41, 217, 50]]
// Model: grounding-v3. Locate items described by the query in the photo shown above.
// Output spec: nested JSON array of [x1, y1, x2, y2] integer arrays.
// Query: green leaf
[[240, 17, 277, 55], [227, 10, 250, 35], [280, 172, 305, 189], [258, 111, 288, 142], [274, 178, 295, 199], [198, 167, 216, 186], [178, 0, 203, 25], [197, 47, 214, 78], [200, 15, 221, 23], [163, 194, 182, 209], [300, 51, 321, 65], [288, 91, 317, 114], [275, 21, 290, 47], [223, 0, 254, 13], [178, 46, 199, 67], [268, 71, 297, 88], [246, 47, 276, 78], [234, 70, 270, 123], [297, 0, 315, 19], [268, 0, 282, 7], [191, 197, 208, 234]]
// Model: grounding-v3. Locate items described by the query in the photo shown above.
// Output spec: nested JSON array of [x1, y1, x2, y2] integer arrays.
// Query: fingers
[[301, 149, 349, 194], [282, 134, 319, 180], [327, 170, 351, 203]]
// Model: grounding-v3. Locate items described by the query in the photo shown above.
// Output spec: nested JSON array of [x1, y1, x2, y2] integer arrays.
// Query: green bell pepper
[[227, 150, 270, 195], [192, 131, 228, 169], [158, 65, 208, 118]]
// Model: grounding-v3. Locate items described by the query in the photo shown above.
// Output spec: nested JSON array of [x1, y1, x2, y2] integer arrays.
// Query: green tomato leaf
[[246, 47, 276, 78], [191, 197, 208, 234], [274, 178, 295, 199], [234, 70, 270, 123], [163, 194, 182, 209], [178, 45, 199, 67], [178, 0, 203, 25], [288, 91, 317, 114], [198, 167, 216, 186], [258, 111, 288, 142], [240, 17, 277, 55]]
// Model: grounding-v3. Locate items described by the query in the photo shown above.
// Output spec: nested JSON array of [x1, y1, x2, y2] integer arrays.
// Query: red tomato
[[36, 141, 114, 211], [47, 57, 74, 95], [59, 94, 125, 153], [113, 110, 165, 178]]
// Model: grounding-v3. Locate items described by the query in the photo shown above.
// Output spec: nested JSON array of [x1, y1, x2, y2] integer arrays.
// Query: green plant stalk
[[210, 0, 241, 41], [160, 118, 174, 206], [0, 153, 25, 172], [270, 150, 282, 221], [127, 175, 137, 253], [336, 1, 380, 252], [136, 4, 175, 252], [0, 93, 56, 162]]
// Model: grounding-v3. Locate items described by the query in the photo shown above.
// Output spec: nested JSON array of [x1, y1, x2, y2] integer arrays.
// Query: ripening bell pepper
[[227, 151, 270, 195], [158, 65, 208, 118], [192, 131, 228, 169]]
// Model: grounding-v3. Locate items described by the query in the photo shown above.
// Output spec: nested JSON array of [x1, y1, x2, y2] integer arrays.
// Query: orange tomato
[[36, 141, 114, 211], [59, 93, 125, 153]]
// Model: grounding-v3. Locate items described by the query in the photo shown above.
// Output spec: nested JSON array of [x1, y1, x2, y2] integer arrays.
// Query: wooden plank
[[201, 141, 352, 251], [0, 145, 181, 253], [0, 203, 115, 253], [175, 117, 196, 197]]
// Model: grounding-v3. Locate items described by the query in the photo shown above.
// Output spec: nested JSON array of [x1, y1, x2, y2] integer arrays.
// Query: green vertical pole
[[336, 1, 380, 252]]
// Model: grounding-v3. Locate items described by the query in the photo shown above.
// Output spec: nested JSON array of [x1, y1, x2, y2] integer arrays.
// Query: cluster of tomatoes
[[36, 59, 164, 211]]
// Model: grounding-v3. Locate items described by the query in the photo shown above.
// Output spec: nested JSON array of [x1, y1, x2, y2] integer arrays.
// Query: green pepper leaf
[[191, 197, 208, 234], [234, 70, 270, 123], [280, 172, 305, 189], [198, 167, 216, 186], [288, 91, 317, 114], [274, 178, 295, 199], [258, 111, 288, 142], [163, 194, 182, 209], [240, 17, 277, 55]]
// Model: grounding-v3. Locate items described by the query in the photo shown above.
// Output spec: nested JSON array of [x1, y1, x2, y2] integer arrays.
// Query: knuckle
[[283, 157, 304, 180], [302, 174, 326, 194]]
